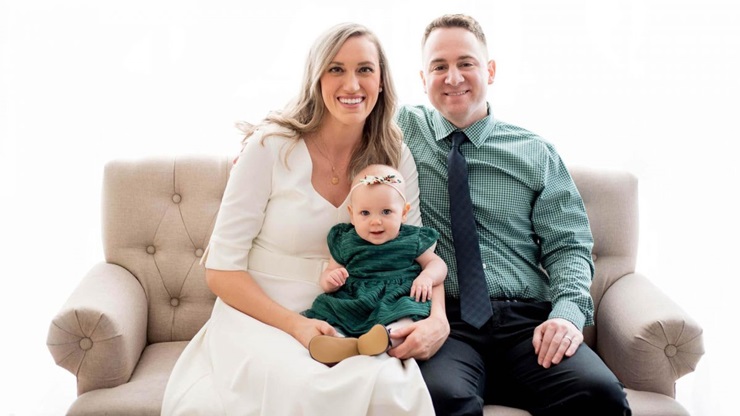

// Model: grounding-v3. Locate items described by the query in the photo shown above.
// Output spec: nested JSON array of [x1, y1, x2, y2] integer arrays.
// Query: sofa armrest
[[46, 262, 148, 395], [597, 272, 704, 398]]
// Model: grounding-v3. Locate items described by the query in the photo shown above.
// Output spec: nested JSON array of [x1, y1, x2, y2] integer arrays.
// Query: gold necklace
[[312, 137, 341, 185]]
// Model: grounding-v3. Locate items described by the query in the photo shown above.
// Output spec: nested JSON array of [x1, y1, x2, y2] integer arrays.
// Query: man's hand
[[532, 317, 582, 368], [387, 314, 449, 360]]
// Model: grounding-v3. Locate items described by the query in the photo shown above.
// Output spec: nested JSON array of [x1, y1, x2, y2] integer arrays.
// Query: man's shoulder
[[492, 119, 556, 150], [492, 118, 538, 138], [397, 105, 438, 147], [397, 104, 435, 125]]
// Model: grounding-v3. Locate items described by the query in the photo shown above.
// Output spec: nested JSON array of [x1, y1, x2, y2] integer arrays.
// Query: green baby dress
[[303, 223, 439, 337]]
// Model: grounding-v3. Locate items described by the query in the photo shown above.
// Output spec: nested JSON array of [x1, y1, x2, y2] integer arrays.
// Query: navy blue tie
[[447, 131, 493, 328]]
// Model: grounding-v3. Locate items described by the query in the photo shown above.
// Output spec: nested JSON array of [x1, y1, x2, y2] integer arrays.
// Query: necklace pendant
[[331, 176, 340, 185]]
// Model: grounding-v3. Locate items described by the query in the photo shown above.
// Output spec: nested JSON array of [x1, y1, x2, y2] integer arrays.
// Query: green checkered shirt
[[398, 104, 595, 329]]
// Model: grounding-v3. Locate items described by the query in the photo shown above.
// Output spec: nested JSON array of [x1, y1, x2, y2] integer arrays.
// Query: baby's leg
[[386, 318, 414, 348]]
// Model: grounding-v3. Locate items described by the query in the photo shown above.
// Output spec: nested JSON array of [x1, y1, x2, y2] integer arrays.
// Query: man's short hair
[[422, 14, 487, 48]]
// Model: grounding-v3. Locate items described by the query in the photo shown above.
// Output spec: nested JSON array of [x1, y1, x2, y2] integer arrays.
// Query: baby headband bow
[[350, 174, 406, 202]]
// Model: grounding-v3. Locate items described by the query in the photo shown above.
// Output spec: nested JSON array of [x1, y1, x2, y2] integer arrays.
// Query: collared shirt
[[397, 104, 595, 329]]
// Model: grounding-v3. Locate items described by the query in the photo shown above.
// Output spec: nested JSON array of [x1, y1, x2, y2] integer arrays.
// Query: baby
[[303, 164, 447, 365]]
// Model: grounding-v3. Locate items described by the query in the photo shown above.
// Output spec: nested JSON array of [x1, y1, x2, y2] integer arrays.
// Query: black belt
[[490, 297, 538, 303]]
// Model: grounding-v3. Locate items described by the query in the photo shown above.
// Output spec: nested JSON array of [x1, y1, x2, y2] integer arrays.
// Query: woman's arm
[[399, 143, 422, 226], [205, 132, 336, 348], [207, 269, 336, 347]]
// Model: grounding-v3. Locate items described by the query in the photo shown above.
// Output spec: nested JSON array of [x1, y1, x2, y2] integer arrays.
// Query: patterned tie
[[447, 131, 493, 328]]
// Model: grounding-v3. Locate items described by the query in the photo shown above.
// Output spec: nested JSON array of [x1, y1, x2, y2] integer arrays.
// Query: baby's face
[[348, 185, 408, 245]]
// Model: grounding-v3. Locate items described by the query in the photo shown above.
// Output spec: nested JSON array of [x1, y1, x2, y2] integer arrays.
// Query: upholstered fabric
[[573, 167, 640, 348], [102, 156, 228, 343], [47, 156, 704, 415], [67, 342, 188, 416]]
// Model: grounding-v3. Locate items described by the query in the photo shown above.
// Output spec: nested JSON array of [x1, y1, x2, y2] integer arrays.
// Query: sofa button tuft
[[172, 194, 182, 204], [170, 298, 180, 307], [195, 248, 204, 257], [79, 337, 93, 351], [664, 344, 678, 357], [146, 245, 156, 254]]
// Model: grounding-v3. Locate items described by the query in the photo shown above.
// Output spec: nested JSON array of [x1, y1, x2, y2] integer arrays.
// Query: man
[[394, 14, 631, 415]]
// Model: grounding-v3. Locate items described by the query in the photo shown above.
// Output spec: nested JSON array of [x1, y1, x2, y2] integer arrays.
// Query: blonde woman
[[162, 23, 446, 416]]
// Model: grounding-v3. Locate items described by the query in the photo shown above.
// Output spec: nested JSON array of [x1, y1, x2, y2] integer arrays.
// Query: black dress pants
[[418, 299, 631, 416]]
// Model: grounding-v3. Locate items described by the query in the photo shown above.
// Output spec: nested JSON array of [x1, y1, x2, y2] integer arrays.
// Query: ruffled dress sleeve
[[415, 226, 439, 257]]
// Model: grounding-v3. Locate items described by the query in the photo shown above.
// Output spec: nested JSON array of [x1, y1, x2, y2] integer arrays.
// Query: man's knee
[[555, 372, 630, 416], [423, 373, 483, 416], [418, 337, 486, 416], [584, 378, 631, 415]]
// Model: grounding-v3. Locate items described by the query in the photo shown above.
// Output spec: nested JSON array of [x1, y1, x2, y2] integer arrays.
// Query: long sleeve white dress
[[161, 128, 434, 416]]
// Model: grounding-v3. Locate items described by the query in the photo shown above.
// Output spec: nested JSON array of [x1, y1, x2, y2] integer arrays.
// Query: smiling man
[[396, 14, 631, 416]]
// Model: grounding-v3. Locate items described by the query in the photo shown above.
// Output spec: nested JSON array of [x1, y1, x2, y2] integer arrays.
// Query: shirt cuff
[[549, 300, 588, 332]]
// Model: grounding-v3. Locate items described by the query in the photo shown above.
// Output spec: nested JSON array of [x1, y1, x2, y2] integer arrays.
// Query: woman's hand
[[289, 316, 339, 348]]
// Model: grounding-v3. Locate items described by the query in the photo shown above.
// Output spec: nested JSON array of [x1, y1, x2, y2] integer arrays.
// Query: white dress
[[161, 129, 434, 416]]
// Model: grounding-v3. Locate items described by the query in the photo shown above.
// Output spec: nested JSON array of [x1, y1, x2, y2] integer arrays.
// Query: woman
[[161, 23, 444, 415]]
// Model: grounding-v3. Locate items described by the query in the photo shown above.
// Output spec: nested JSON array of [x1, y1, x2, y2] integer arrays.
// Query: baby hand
[[410, 276, 433, 302], [321, 267, 349, 292]]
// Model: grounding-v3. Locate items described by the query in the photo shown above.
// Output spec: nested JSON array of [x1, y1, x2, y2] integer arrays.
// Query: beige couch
[[47, 155, 704, 415]]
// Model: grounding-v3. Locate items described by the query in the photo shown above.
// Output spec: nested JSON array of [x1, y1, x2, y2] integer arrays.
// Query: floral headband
[[349, 174, 407, 203]]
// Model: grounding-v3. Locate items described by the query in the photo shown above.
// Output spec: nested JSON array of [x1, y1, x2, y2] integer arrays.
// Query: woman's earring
[[379, 87, 383, 92]]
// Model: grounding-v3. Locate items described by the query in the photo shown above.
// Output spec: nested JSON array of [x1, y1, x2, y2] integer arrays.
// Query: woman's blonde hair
[[241, 22, 402, 178]]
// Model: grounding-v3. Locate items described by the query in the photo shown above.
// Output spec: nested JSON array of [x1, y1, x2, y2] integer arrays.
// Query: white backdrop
[[2, 0, 738, 415]]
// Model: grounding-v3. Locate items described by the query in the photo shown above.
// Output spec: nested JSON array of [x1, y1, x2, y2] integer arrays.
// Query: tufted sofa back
[[100, 157, 638, 347], [102, 155, 230, 343]]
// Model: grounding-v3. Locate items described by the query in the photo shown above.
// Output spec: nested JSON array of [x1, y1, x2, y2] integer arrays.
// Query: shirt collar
[[431, 103, 496, 148]]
